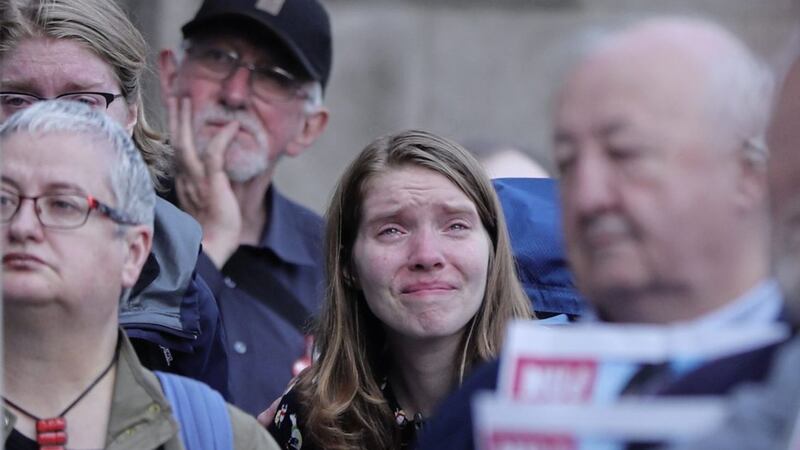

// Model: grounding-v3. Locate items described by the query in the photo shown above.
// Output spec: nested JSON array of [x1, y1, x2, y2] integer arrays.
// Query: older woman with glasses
[[266, 130, 533, 450], [0, 0, 231, 398], [0, 100, 277, 450]]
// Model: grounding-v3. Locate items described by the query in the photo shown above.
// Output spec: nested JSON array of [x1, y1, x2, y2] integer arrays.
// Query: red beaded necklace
[[3, 350, 117, 450]]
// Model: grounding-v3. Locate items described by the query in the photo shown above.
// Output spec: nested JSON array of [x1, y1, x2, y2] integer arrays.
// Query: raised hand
[[169, 96, 242, 268]]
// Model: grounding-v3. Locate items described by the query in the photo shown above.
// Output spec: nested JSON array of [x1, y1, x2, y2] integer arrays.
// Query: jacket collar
[[105, 331, 178, 449]]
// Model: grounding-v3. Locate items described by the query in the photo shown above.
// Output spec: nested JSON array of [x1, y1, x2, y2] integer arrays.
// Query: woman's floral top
[[267, 377, 424, 449]]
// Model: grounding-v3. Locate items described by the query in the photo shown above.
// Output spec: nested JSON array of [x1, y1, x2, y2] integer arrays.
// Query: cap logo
[[255, 0, 286, 15]]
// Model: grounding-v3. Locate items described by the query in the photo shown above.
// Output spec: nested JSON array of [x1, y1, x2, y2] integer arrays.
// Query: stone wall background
[[122, 0, 799, 213]]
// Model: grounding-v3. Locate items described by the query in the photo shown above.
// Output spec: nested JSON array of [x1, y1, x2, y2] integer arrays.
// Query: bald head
[[553, 17, 773, 323], [573, 18, 773, 151]]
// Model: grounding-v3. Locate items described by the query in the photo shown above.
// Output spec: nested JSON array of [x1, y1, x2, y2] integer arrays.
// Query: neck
[[3, 304, 118, 414], [600, 247, 769, 324], [232, 167, 274, 246], [385, 333, 464, 418]]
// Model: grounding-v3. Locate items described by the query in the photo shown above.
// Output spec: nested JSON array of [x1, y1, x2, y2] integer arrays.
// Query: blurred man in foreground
[[417, 17, 782, 450]]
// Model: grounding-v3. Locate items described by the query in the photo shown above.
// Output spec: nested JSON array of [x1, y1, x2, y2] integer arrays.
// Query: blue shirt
[[198, 187, 324, 416]]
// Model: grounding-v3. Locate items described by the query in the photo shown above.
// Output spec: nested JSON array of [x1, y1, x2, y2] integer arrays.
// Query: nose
[[563, 149, 617, 221], [219, 66, 251, 109], [408, 227, 446, 271], [6, 199, 45, 243]]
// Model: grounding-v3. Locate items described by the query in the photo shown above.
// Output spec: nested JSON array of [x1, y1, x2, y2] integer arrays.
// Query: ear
[[285, 107, 329, 158], [734, 141, 768, 212], [158, 49, 180, 104], [123, 101, 138, 135], [120, 225, 154, 289]]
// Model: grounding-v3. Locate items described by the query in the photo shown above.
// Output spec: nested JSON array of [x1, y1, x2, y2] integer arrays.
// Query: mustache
[[193, 108, 268, 149]]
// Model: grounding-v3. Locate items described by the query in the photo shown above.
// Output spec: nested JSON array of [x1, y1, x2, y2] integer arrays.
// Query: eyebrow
[[1, 177, 85, 194], [554, 119, 629, 144], [362, 200, 479, 226], [0, 79, 108, 94]]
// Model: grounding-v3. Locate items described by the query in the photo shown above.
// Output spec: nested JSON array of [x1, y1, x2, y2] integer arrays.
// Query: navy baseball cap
[[182, 0, 332, 90]]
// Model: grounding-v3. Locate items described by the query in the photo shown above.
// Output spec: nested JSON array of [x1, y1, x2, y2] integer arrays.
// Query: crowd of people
[[1, 0, 799, 449]]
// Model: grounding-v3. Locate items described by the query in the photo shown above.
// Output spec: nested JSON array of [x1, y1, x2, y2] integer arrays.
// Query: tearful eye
[[449, 223, 469, 231], [378, 227, 402, 237]]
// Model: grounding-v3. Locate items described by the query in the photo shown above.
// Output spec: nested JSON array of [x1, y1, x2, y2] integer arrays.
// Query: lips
[[401, 281, 457, 295], [3, 252, 46, 268]]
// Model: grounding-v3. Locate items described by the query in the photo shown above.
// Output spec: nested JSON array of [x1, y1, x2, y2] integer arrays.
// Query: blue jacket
[[494, 178, 585, 317], [120, 198, 230, 399]]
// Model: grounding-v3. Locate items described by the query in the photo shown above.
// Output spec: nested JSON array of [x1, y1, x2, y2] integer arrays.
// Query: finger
[[201, 120, 239, 174], [167, 96, 179, 144], [175, 176, 200, 212], [176, 97, 204, 179]]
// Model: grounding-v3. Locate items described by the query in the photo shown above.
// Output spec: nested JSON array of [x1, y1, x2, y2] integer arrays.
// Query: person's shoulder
[[268, 387, 305, 429], [266, 387, 313, 449], [660, 337, 789, 396], [227, 404, 281, 450]]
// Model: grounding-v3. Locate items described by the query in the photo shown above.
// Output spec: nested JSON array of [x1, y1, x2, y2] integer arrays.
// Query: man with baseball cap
[[158, 0, 331, 415]]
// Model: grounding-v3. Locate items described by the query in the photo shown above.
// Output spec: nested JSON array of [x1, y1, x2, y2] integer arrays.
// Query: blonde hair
[[293, 129, 533, 450], [0, 0, 172, 189]]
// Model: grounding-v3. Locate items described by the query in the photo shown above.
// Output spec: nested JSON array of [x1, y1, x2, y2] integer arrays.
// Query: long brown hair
[[293, 129, 532, 449], [0, 0, 172, 189]]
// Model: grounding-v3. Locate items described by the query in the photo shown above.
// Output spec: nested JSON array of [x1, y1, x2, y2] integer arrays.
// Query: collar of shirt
[[257, 187, 320, 267], [673, 278, 784, 331]]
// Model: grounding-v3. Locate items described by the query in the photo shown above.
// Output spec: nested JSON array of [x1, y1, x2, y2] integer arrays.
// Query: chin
[[225, 153, 269, 182], [2, 288, 56, 305]]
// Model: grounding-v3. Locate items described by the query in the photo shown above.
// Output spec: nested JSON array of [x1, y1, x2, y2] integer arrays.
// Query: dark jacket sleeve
[[123, 198, 231, 400]]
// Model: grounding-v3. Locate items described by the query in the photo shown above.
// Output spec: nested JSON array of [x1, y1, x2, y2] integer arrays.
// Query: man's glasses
[[0, 191, 137, 229], [186, 45, 308, 103], [0, 92, 124, 117]]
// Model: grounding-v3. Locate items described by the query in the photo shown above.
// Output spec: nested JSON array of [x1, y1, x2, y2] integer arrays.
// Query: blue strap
[[155, 371, 233, 450]]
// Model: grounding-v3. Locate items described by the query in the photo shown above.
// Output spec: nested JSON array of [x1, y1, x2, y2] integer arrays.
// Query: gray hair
[[0, 101, 156, 228], [302, 81, 324, 114]]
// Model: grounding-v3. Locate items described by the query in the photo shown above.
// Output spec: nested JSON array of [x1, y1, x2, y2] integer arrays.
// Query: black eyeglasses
[[0, 191, 137, 229], [0, 91, 125, 117], [185, 45, 308, 103]]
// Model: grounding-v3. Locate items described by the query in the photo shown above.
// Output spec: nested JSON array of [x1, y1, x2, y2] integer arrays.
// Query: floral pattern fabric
[[267, 377, 422, 449]]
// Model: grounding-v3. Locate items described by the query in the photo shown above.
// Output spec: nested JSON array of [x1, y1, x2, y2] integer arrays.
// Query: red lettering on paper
[[511, 358, 597, 402], [486, 431, 577, 450]]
